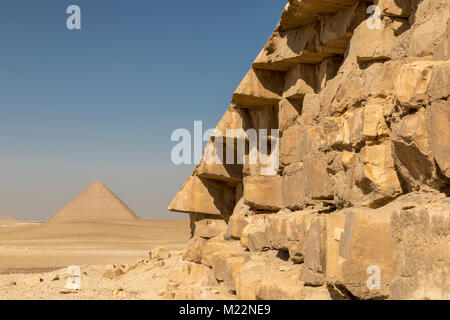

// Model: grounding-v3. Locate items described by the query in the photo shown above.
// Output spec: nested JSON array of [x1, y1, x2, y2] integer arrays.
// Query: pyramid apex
[[48, 181, 139, 222]]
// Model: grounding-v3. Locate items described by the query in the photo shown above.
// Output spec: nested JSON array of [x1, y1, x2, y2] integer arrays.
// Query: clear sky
[[0, 0, 285, 220]]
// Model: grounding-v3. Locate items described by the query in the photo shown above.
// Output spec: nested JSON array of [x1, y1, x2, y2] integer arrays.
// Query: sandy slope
[[0, 219, 190, 274]]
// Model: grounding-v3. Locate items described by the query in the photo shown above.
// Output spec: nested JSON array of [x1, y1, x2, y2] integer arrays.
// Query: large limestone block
[[226, 197, 253, 239], [434, 19, 450, 61], [244, 176, 283, 210], [282, 156, 333, 207], [283, 64, 316, 99], [232, 69, 284, 107], [193, 217, 228, 239], [223, 256, 246, 292], [362, 103, 390, 141], [300, 216, 327, 286], [255, 279, 303, 300], [347, 20, 396, 62], [321, 2, 367, 49], [287, 211, 317, 264], [213, 104, 246, 136], [391, 108, 443, 190], [241, 218, 269, 252], [253, 24, 327, 71], [265, 211, 294, 251], [394, 59, 434, 105], [427, 100, 450, 179], [196, 153, 243, 183], [280, 124, 321, 167], [278, 99, 301, 133], [334, 209, 397, 299], [280, 0, 361, 31], [303, 155, 334, 200], [391, 0, 450, 59], [280, 125, 303, 166], [428, 61, 450, 101], [236, 261, 266, 300], [357, 141, 403, 207], [168, 175, 236, 216], [317, 57, 343, 91], [210, 244, 246, 281], [168, 260, 218, 287], [182, 236, 208, 263], [321, 116, 346, 149], [300, 94, 320, 125], [390, 198, 450, 300], [282, 163, 308, 210], [201, 238, 241, 267]]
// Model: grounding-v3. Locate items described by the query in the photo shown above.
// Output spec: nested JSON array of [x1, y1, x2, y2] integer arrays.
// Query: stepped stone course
[[167, 0, 450, 300]]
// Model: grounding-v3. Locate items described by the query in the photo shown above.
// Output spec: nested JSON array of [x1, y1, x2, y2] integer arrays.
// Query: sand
[[0, 219, 191, 299]]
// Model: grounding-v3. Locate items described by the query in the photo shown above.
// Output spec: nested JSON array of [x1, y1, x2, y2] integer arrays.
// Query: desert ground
[[0, 218, 190, 299]]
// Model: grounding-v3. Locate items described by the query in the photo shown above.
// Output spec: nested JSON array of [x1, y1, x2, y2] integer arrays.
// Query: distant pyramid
[[48, 181, 139, 223]]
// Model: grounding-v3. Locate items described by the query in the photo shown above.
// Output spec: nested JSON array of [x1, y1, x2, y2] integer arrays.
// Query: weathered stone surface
[[196, 156, 243, 183], [167, 260, 218, 288], [232, 69, 284, 107], [348, 20, 396, 62], [427, 100, 450, 179], [280, 0, 361, 31], [283, 64, 316, 99], [241, 218, 269, 252], [391, 0, 450, 60], [201, 239, 242, 267], [393, 59, 434, 105], [265, 211, 293, 251], [303, 155, 334, 200], [226, 198, 253, 239], [223, 256, 247, 292], [168, 175, 236, 216], [391, 108, 443, 190], [334, 209, 397, 299], [390, 197, 450, 299], [244, 176, 283, 210], [278, 99, 301, 133], [282, 163, 308, 210], [300, 216, 327, 286], [317, 57, 343, 91], [255, 278, 302, 300], [428, 61, 450, 101], [211, 244, 246, 281], [434, 19, 450, 61], [193, 217, 227, 239], [300, 93, 320, 125], [182, 236, 208, 263], [253, 24, 327, 71], [280, 125, 303, 167], [357, 141, 403, 207]]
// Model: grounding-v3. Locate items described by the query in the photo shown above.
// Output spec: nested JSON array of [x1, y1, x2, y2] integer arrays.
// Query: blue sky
[[0, 0, 285, 220]]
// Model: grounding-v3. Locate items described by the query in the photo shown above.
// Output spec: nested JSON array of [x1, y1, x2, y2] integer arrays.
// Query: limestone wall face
[[167, 0, 450, 300]]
